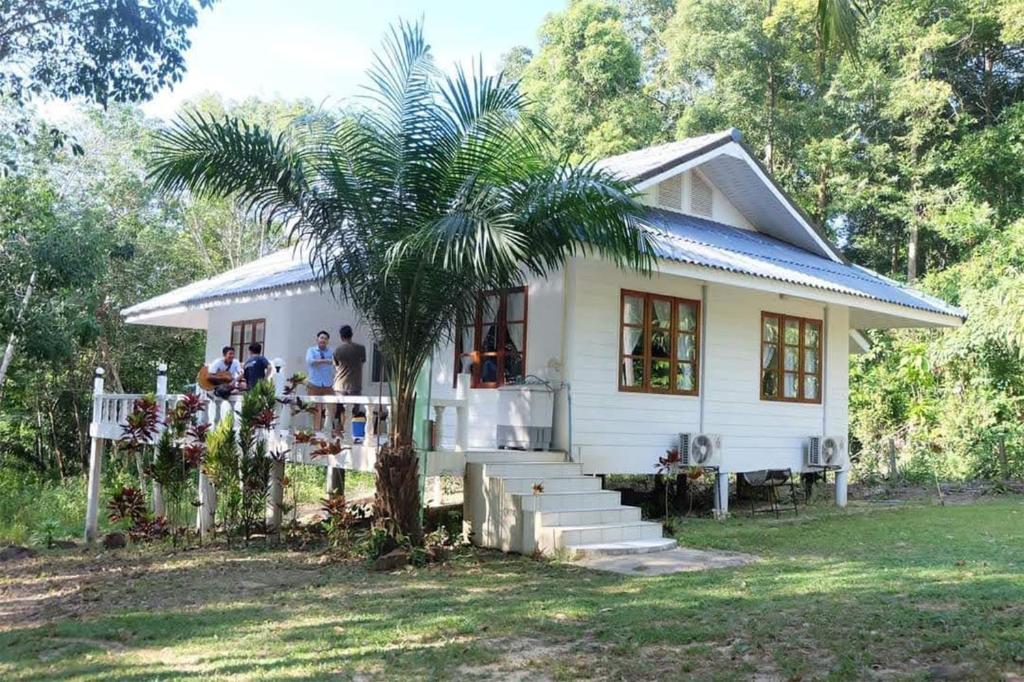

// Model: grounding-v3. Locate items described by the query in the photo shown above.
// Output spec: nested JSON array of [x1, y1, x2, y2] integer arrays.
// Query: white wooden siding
[[565, 258, 849, 474]]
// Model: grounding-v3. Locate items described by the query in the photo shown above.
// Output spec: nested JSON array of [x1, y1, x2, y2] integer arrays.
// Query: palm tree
[[148, 21, 653, 543], [817, 0, 866, 58]]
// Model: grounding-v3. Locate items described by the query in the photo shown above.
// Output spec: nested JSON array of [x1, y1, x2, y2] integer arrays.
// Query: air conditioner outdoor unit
[[807, 435, 847, 469], [679, 432, 723, 469]]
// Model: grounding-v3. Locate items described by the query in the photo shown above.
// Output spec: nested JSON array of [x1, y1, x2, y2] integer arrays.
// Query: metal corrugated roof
[[643, 209, 964, 319], [121, 246, 317, 318], [595, 129, 738, 182], [122, 212, 963, 323]]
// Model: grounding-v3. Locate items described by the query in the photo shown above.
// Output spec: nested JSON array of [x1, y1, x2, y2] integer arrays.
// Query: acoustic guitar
[[196, 365, 235, 391]]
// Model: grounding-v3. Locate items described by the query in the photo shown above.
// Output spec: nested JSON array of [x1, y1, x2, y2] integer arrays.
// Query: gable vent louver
[[690, 173, 713, 217], [658, 175, 682, 210]]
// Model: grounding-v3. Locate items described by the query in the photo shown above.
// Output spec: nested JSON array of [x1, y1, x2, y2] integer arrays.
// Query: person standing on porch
[[305, 330, 334, 432], [242, 342, 271, 390], [332, 324, 366, 438]]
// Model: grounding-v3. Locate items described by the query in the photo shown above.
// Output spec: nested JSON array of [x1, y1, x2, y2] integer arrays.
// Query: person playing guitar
[[197, 345, 242, 397]]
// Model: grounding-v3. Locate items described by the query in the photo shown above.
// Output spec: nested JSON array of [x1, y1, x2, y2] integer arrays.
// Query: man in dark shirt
[[332, 325, 366, 437], [242, 342, 271, 390]]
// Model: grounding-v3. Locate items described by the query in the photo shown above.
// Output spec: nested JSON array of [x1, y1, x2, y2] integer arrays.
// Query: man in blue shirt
[[305, 330, 334, 432], [242, 342, 271, 390]]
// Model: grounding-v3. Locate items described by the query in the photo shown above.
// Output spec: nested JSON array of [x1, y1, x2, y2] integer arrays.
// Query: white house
[[115, 129, 964, 556]]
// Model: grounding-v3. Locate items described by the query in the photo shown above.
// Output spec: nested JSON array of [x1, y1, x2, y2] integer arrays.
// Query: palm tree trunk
[[374, 361, 422, 544]]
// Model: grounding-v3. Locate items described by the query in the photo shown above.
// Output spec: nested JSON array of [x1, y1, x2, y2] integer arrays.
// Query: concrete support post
[[84, 368, 105, 543], [835, 469, 849, 507], [714, 472, 729, 519], [197, 469, 216, 537], [325, 463, 345, 496], [430, 476, 444, 506], [455, 373, 470, 452], [267, 458, 285, 531], [432, 405, 445, 450]]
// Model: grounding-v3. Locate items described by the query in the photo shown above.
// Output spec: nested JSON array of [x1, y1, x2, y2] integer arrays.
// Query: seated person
[[206, 345, 242, 398], [241, 342, 271, 390]]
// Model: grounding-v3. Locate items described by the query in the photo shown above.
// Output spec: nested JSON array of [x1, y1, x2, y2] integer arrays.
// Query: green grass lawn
[[1, 497, 1021, 680]]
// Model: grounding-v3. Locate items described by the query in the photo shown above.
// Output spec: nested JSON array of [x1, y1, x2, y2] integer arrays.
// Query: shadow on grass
[[1, 499, 1022, 679]]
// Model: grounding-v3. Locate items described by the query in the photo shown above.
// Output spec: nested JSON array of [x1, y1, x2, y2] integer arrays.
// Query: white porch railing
[[84, 363, 471, 542]]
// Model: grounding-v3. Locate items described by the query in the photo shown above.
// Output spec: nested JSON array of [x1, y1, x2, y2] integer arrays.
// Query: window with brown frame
[[760, 312, 822, 403], [230, 319, 265, 361], [454, 287, 528, 388], [619, 290, 700, 395]]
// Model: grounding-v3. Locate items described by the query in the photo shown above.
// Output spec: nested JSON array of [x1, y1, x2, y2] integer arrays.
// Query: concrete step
[[539, 506, 642, 527], [514, 490, 622, 512], [482, 462, 583, 478], [466, 450, 567, 464], [568, 538, 678, 558], [497, 476, 602, 494], [543, 520, 665, 551]]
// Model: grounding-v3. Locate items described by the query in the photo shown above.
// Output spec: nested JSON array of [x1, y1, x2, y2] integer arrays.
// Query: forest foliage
[[2, 0, 1024, 485]]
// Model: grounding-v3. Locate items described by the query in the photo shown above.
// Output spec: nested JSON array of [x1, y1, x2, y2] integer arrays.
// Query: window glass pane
[[481, 294, 499, 323], [650, 328, 670, 358], [504, 353, 524, 383], [231, 325, 241, 345], [805, 322, 820, 349], [650, 359, 670, 389], [620, 357, 643, 388], [506, 291, 526, 321], [762, 370, 779, 398], [651, 298, 671, 328], [784, 346, 799, 371], [762, 344, 777, 370], [678, 302, 697, 332], [784, 319, 800, 345], [804, 349, 819, 374], [243, 325, 253, 345], [784, 372, 799, 398], [623, 327, 644, 355], [804, 375, 819, 400], [763, 316, 779, 343], [623, 295, 643, 325], [254, 321, 265, 343], [505, 323, 525, 352], [677, 363, 695, 391], [480, 324, 498, 352], [677, 334, 695, 362], [480, 355, 499, 384]]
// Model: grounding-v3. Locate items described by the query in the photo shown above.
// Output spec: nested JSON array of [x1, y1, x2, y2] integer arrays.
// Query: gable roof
[[595, 130, 738, 183], [642, 209, 963, 321], [122, 211, 964, 327], [597, 129, 846, 263]]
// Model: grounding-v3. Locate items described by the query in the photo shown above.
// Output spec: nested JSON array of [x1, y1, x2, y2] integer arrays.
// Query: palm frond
[[817, 0, 865, 58]]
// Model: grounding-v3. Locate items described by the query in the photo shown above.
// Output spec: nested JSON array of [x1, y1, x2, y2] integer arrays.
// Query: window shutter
[[690, 173, 713, 217], [657, 175, 682, 209]]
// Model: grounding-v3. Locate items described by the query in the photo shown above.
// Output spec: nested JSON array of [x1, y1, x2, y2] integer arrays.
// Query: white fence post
[[152, 362, 168, 517], [84, 368, 106, 542], [267, 457, 285, 532]]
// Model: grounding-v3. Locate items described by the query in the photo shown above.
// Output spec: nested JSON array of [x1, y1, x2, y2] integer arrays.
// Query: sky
[[140, 0, 563, 120]]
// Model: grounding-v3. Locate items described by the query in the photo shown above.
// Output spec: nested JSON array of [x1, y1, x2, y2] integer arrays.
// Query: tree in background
[[148, 21, 653, 544], [517, 0, 663, 157], [0, 0, 215, 107]]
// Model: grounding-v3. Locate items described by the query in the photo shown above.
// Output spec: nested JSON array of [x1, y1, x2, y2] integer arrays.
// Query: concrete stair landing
[[464, 452, 675, 558]]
